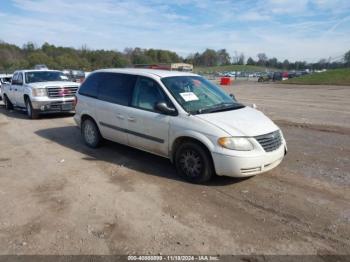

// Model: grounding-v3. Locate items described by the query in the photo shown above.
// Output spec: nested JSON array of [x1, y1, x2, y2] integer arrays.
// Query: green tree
[[257, 53, 268, 66], [282, 59, 290, 70], [246, 57, 255, 65], [201, 49, 218, 67], [216, 49, 231, 65]]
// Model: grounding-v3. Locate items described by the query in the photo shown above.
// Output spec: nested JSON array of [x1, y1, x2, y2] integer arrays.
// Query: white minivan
[[74, 69, 287, 183]]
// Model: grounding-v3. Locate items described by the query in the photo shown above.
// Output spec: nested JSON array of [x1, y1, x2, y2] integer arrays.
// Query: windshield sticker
[[180, 92, 199, 102]]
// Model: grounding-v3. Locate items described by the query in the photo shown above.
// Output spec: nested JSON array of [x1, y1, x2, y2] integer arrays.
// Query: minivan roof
[[94, 68, 198, 79]]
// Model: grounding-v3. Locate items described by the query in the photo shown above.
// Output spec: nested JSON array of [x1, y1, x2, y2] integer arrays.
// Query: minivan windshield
[[161, 76, 244, 114], [25, 71, 68, 83]]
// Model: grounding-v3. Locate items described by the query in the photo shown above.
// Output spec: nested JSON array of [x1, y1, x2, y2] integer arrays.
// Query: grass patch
[[194, 64, 275, 73], [283, 68, 350, 86]]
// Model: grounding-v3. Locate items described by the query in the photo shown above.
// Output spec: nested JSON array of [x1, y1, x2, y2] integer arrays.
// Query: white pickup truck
[[2, 70, 80, 119]]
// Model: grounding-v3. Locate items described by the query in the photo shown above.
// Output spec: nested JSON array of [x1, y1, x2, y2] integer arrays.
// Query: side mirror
[[156, 102, 177, 116], [229, 93, 237, 101]]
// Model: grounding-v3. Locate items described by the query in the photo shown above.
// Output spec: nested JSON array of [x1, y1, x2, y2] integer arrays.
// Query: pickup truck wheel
[[82, 119, 101, 148], [25, 98, 39, 119], [4, 95, 13, 110], [175, 142, 214, 184]]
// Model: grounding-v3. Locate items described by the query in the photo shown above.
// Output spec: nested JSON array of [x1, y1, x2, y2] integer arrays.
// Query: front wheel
[[175, 142, 214, 184], [25, 98, 39, 119], [4, 95, 14, 110], [82, 118, 102, 148]]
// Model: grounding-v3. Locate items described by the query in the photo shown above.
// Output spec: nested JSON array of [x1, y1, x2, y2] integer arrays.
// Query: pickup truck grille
[[255, 130, 282, 152], [47, 86, 78, 98]]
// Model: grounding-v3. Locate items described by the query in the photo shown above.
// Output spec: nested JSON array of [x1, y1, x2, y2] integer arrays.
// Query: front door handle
[[128, 117, 136, 122], [116, 114, 124, 120]]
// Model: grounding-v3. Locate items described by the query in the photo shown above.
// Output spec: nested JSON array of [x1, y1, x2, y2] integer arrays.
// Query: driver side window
[[131, 77, 168, 112], [12, 73, 18, 84], [17, 73, 23, 85]]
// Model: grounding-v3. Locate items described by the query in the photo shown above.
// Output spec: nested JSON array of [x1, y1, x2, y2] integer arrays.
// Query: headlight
[[32, 88, 47, 97], [218, 137, 254, 151]]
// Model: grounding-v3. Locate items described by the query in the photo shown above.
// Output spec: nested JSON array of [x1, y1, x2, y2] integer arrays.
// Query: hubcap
[[84, 122, 96, 144], [179, 149, 202, 177]]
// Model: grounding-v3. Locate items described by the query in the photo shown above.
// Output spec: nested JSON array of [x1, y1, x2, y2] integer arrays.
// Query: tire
[[25, 97, 39, 119], [175, 142, 214, 184], [4, 95, 13, 110], [81, 118, 101, 148]]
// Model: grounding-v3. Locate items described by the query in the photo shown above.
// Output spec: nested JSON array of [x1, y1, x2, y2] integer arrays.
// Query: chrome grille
[[47, 86, 78, 98], [255, 130, 282, 152]]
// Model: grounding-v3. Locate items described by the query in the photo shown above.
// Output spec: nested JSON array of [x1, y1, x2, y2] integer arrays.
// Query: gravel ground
[[0, 82, 349, 255]]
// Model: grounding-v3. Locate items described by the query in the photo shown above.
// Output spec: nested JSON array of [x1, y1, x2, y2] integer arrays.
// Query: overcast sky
[[1, 0, 350, 62]]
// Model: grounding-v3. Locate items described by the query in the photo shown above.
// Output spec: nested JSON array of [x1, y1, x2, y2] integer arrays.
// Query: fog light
[[40, 106, 45, 111]]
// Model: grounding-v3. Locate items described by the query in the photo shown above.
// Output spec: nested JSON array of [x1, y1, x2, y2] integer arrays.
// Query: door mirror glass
[[156, 102, 177, 116]]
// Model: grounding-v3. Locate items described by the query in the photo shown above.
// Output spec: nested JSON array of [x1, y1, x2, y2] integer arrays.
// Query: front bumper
[[212, 144, 286, 177], [31, 97, 75, 112]]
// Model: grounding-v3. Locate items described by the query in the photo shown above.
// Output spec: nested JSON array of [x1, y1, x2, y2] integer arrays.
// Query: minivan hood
[[196, 106, 279, 137], [27, 81, 79, 88]]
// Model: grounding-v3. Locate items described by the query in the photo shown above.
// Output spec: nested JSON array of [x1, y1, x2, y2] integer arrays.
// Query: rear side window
[[78, 73, 99, 98], [98, 73, 137, 106]]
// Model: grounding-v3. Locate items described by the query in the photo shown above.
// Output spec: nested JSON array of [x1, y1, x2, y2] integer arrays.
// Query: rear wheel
[[82, 118, 101, 148], [4, 95, 13, 110], [175, 142, 214, 184], [25, 97, 39, 119]]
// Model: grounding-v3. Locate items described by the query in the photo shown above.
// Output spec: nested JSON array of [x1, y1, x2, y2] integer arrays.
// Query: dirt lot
[[0, 82, 349, 255]]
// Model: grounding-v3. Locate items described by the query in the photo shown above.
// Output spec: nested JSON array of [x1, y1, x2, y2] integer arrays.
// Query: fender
[[169, 129, 217, 162]]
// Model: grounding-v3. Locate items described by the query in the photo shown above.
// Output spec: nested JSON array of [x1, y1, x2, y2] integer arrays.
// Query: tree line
[[0, 41, 182, 72], [186, 49, 350, 70], [0, 41, 349, 73]]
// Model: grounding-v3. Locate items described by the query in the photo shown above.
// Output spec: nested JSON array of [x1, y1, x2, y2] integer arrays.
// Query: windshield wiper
[[196, 102, 244, 114]]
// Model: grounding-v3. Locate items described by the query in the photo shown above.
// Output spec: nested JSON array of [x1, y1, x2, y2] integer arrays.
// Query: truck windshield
[[25, 71, 68, 83], [161, 75, 244, 114]]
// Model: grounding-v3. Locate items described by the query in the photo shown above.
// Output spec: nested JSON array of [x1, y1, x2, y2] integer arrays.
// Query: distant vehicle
[[2, 70, 79, 119], [34, 64, 49, 70], [62, 69, 85, 83], [272, 72, 283, 81], [0, 74, 13, 100], [223, 72, 235, 77], [288, 72, 297, 79], [258, 72, 273, 82], [282, 72, 289, 81], [134, 63, 193, 72], [74, 68, 287, 183]]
